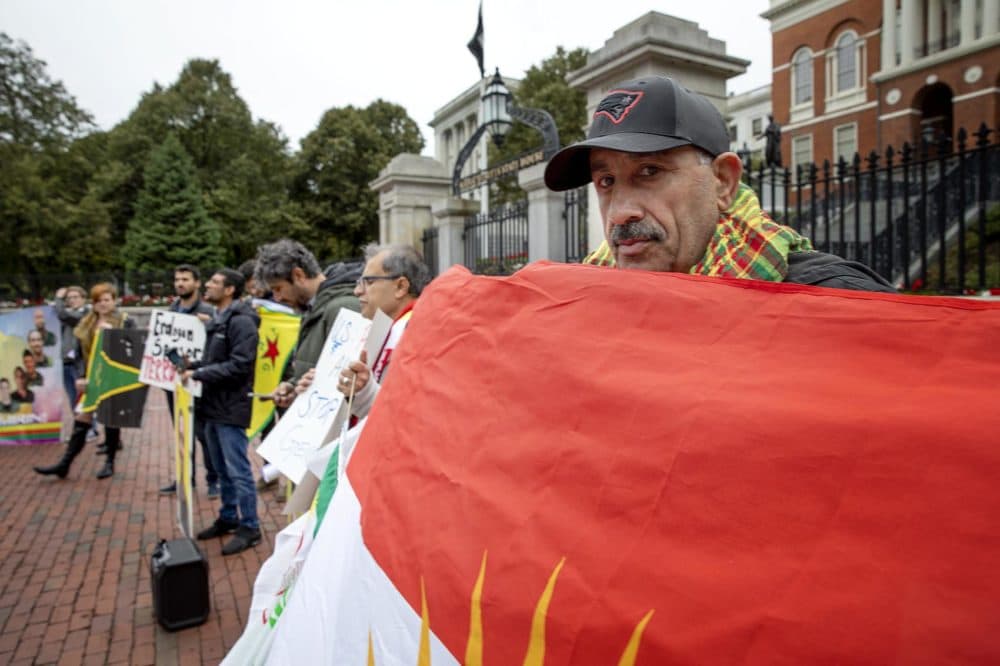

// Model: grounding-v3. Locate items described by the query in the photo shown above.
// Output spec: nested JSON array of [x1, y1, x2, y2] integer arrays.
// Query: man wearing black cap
[[544, 76, 894, 292]]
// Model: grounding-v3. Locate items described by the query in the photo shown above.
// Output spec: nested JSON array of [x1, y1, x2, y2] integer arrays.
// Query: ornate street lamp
[[481, 69, 513, 147], [451, 69, 561, 195]]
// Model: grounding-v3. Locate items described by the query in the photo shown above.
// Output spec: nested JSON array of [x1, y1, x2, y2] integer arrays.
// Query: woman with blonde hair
[[34, 282, 134, 480]]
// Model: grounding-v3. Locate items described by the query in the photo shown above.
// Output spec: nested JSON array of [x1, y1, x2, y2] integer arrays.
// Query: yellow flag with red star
[[247, 304, 300, 439]]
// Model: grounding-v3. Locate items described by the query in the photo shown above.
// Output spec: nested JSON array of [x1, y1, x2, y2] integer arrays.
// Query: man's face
[[13, 369, 26, 391], [174, 271, 200, 299], [355, 251, 404, 320], [23, 354, 36, 375], [27, 330, 43, 356], [66, 290, 84, 309], [203, 273, 230, 305], [34, 308, 45, 330], [267, 268, 314, 311], [590, 146, 722, 273], [0, 379, 10, 401]]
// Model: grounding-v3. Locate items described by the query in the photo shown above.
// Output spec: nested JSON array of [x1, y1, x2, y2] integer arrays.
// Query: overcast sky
[[4, 0, 772, 156]]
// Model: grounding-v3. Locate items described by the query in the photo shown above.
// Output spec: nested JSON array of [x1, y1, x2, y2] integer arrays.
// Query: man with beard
[[160, 264, 219, 496], [22, 351, 43, 387], [184, 268, 261, 555], [254, 239, 361, 408], [543, 76, 894, 292]]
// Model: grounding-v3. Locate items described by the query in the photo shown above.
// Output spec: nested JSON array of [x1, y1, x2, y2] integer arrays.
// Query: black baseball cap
[[544, 76, 730, 191]]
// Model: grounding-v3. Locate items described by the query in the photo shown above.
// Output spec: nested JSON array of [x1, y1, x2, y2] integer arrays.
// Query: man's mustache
[[610, 220, 665, 244]]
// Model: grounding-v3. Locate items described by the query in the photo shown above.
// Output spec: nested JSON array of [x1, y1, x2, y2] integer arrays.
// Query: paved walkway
[[0, 391, 287, 665]]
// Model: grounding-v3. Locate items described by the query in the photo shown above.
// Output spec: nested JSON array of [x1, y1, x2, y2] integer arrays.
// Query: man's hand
[[75, 378, 88, 392], [294, 368, 316, 395], [196, 313, 212, 323], [55, 287, 66, 299], [338, 350, 370, 397], [273, 381, 295, 408], [180, 370, 195, 384]]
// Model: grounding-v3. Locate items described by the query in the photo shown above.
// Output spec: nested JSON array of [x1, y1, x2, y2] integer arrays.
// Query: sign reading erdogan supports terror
[[139, 310, 205, 397]]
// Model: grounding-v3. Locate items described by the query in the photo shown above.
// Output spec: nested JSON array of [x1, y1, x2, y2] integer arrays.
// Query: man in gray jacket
[[254, 239, 361, 408]]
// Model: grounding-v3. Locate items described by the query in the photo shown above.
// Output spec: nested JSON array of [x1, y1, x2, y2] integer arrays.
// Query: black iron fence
[[564, 185, 590, 264], [743, 124, 999, 292], [463, 199, 529, 275], [421, 226, 439, 278]]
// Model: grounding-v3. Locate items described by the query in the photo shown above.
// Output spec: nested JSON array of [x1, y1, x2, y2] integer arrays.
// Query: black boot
[[96, 427, 120, 479], [35, 420, 90, 479]]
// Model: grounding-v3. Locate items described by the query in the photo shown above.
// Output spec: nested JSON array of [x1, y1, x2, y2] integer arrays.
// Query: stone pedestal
[[431, 197, 480, 275], [369, 154, 451, 248], [518, 162, 568, 263]]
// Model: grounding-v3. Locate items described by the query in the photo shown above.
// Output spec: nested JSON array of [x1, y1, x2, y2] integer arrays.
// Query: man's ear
[[289, 266, 306, 285], [712, 152, 743, 212], [394, 276, 411, 299]]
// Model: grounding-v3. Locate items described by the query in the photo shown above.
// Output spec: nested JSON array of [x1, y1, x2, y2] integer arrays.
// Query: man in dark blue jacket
[[183, 268, 262, 555]]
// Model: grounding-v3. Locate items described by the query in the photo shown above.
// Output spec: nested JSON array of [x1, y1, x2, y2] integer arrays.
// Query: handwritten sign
[[257, 309, 372, 484], [139, 310, 205, 397]]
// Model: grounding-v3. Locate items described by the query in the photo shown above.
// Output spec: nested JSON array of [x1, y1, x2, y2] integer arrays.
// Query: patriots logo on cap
[[594, 90, 644, 124]]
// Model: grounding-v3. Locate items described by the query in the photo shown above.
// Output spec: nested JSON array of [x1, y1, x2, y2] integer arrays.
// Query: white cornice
[[871, 34, 1000, 82], [762, 0, 851, 33], [783, 100, 877, 131]]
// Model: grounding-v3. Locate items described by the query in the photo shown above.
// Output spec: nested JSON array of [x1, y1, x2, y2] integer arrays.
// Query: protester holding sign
[[335, 244, 430, 418], [34, 282, 134, 480], [183, 269, 261, 556], [157, 264, 218, 497]]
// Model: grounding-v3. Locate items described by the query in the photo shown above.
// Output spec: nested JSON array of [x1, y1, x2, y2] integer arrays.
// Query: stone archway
[[912, 82, 954, 145]]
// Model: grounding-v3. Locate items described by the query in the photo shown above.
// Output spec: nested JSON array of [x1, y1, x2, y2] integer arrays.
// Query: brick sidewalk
[[0, 390, 288, 665]]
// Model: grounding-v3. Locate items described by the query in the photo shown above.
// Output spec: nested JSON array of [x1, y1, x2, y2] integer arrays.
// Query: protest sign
[[174, 379, 194, 539], [256, 309, 371, 485], [259, 263, 1000, 665], [0, 307, 63, 445], [139, 310, 205, 397]]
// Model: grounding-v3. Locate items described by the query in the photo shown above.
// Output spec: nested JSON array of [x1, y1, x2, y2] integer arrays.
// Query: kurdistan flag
[[247, 305, 300, 438], [257, 263, 1000, 664]]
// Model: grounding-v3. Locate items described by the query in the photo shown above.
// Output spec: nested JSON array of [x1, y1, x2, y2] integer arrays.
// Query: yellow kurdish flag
[[247, 305, 300, 438]]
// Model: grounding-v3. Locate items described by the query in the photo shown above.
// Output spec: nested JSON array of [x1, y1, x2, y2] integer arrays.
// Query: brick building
[[763, 0, 999, 176]]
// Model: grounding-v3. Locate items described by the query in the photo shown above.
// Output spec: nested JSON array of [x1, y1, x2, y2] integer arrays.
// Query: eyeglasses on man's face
[[356, 274, 401, 291]]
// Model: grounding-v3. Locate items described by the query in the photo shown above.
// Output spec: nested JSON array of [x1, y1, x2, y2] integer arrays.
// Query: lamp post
[[451, 69, 560, 196], [481, 68, 513, 148]]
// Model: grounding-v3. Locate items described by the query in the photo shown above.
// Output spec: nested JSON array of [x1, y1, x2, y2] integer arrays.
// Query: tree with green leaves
[[122, 133, 224, 273], [0, 32, 110, 296], [291, 99, 424, 258], [101, 59, 299, 265]]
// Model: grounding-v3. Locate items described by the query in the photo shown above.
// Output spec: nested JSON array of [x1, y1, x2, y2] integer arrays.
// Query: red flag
[[349, 262, 1000, 663]]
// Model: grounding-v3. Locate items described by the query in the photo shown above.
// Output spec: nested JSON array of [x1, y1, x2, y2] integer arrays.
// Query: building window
[[835, 32, 858, 92], [751, 117, 763, 135], [834, 123, 858, 164], [792, 134, 813, 179], [792, 48, 813, 107], [728, 124, 738, 142]]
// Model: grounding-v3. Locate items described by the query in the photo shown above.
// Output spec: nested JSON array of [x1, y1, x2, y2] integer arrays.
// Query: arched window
[[834, 31, 859, 93], [792, 49, 813, 106]]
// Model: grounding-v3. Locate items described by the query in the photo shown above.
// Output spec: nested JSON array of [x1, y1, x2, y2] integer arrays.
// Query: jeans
[[62, 362, 78, 406], [203, 421, 258, 529], [165, 390, 218, 485]]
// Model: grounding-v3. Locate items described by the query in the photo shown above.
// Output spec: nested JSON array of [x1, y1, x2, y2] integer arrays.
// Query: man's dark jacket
[[785, 251, 896, 293], [285, 262, 361, 384], [191, 300, 259, 428]]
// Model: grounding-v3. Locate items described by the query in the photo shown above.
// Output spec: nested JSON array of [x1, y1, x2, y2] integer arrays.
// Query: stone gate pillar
[[370, 154, 452, 248], [518, 162, 567, 263], [431, 197, 480, 275]]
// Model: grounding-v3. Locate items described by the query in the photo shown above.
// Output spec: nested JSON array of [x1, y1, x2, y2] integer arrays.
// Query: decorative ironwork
[[741, 123, 999, 293], [462, 199, 529, 275]]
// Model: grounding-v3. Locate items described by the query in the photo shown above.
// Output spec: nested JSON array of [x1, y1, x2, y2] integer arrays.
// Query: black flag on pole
[[467, 2, 484, 78]]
